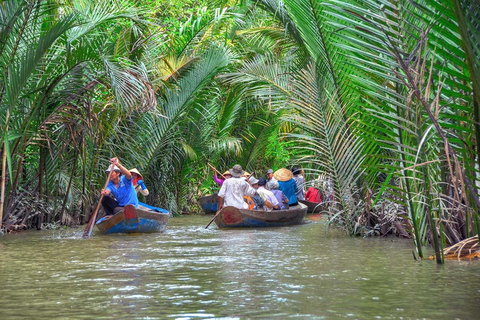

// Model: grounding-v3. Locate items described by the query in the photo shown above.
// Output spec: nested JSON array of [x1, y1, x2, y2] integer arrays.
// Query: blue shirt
[[107, 175, 139, 207], [278, 179, 298, 206]]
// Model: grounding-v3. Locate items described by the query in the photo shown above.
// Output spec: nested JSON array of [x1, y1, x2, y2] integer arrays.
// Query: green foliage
[[1, 0, 478, 260], [264, 133, 293, 169]]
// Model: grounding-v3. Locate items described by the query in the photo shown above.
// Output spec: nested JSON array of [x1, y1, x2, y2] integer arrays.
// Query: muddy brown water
[[1, 215, 479, 319]]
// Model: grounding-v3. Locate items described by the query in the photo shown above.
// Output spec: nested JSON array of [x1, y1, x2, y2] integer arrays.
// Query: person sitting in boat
[[256, 178, 279, 211], [101, 157, 139, 217], [218, 164, 256, 210], [129, 168, 149, 196], [292, 167, 305, 201], [265, 168, 277, 190], [246, 176, 265, 210], [274, 168, 299, 206], [267, 180, 289, 210], [305, 186, 321, 203], [213, 170, 232, 186]]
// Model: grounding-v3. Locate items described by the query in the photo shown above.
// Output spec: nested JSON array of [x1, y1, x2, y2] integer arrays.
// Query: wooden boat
[[96, 204, 169, 234], [213, 202, 307, 228], [199, 194, 219, 214], [299, 199, 327, 213]]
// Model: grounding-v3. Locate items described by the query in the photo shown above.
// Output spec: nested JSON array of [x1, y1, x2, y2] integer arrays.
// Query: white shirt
[[266, 177, 278, 190], [257, 186, 280, 210], [218, 177, 256, 209]]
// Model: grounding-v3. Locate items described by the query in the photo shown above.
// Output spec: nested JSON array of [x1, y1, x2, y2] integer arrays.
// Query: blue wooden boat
[[213, 202, 307, 228], [199, 194, 219, 214], [96, 204, 169, 234]]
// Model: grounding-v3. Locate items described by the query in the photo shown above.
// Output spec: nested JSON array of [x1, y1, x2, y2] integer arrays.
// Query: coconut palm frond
[[287, 63, 365, 216], [223, 52, 293, 108], [255, 0, 304, 48], [67, 0, 145, 42], [124, 45, 231, 171]]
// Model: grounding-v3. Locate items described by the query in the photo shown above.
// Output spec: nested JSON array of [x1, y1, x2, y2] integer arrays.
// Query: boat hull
[[96, 205, 169, 234], [298, 200, 327, 213], [214, 203, 307, 228], [199, 194, 219, 214]]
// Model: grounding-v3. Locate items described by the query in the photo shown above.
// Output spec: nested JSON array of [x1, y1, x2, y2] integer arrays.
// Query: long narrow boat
[[213, 202, 308, 228], [298, 199, 327, 213], [96, 204, 169, 234], [199, 194, 219, 214]]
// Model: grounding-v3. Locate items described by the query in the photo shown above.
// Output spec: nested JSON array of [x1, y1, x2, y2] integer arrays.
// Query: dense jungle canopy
[[0, 0, 479, 262]]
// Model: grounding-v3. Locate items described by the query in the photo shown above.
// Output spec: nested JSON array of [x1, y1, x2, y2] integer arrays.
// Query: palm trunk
[[0, 143, 7, 231], [0, 109, 10, 231], [36, 146, 45, 230]]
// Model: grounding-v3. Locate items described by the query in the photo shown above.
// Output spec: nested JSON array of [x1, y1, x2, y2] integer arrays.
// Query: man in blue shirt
[[101, 157, 139, 216]]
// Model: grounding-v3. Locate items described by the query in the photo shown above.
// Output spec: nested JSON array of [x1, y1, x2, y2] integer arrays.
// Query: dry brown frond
[[429, 235, 480, 260]]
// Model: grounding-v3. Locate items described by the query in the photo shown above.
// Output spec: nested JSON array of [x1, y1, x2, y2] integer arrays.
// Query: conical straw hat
[[129, 168, 143, 178], [273, 168, 293, 182]]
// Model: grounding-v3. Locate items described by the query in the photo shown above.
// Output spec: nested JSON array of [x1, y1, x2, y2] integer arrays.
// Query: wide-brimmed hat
[[266, 169, 274, 174], [106, 165, 121, 172], [222, 170, 232, 176], [129, 168, 143, 178], [248, 176, 259, 185], [229, 164, 245, 177], [273, 168, 293, 182], [242, 171, 250, 177]]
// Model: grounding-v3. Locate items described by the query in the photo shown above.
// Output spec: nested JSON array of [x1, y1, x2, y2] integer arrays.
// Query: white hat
[[106, 165, 120, 172], [248, 176, 259, 184]]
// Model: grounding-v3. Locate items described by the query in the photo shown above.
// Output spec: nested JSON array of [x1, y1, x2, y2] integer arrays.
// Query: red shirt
[[305, 187, 321, 203]]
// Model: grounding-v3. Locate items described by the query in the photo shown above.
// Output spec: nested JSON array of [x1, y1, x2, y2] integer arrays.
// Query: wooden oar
[[83, 165, 114, 238], [205, 171, 255, 229], [207, 162, 226, 180], [205, 207, 223, 229]]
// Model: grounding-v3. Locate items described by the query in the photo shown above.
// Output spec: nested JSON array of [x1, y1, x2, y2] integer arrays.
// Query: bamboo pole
[[207, 162, 225, 180], [83, 165, 114, 238]]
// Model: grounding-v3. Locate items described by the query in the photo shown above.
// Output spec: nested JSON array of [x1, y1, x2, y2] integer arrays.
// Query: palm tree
[[0, 0, 154, 230], [250, 0, 480, 262]]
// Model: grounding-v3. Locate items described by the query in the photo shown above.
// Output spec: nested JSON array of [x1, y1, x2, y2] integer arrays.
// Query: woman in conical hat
[[129, 168, 149, 196], [213, 170, 232, 187], [273, 168, 298, 206], [273, 168, 293, 182]]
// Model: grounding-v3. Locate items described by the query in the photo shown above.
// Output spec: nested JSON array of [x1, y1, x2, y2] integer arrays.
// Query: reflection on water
[[1, 216, 479, 319]]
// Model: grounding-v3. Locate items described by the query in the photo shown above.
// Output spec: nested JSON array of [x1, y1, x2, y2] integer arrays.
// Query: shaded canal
[[1, 215, 479, 319]]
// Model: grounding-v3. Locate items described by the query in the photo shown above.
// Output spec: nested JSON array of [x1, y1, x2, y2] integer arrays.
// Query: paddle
[[83, 164, 114, 238], [205, 171, 255, 229], [207, 162, 226, 180]]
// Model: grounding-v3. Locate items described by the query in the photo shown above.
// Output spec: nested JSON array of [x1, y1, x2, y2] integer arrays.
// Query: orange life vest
[[243, 196, 255, 210]]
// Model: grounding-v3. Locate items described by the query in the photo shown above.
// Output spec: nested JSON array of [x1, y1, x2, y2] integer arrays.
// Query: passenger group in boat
[[214, 165, 304, 211]]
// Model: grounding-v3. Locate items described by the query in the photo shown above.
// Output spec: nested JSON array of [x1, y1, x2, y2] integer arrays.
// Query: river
[[1, 215, 479, 319]]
